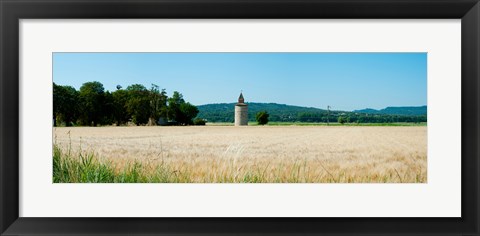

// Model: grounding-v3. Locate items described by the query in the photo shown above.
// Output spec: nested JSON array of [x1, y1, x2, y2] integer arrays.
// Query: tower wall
[[235, 105, 248, 126]]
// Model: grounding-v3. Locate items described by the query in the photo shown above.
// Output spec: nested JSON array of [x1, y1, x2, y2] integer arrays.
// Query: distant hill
[[196, 103, 427, 123], [354, 106, 427, 116], [196, 102, 325, 123]]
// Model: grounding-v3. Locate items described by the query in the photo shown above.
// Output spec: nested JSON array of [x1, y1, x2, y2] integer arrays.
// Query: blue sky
[[53, 52, 427, 111]]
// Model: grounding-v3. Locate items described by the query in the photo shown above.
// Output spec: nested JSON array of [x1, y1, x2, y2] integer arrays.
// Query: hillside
[[196, 102, 324, 123], [354, 106, 427, 116], [196, 103, 427, 123]]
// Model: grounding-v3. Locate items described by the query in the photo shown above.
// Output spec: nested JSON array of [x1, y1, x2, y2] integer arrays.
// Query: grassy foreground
[[53, 144, 190, 183], [53, 144, 324, 183], [53, 143, 425, 183], [54, 144, 312, 183]]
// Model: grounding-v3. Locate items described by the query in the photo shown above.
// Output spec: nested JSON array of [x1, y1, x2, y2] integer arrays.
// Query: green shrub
[[193, 118, 206, 125], [256, 111, 269, 125]]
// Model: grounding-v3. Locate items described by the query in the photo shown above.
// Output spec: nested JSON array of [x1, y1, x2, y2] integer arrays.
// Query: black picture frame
[[1, 0, 479, 235]]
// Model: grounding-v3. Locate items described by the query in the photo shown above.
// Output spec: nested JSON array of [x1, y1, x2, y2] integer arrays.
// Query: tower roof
[[238, 92, 245, 104]]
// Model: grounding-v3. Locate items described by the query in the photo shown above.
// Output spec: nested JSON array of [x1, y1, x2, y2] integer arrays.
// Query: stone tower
[[235, 92, 248, 126]]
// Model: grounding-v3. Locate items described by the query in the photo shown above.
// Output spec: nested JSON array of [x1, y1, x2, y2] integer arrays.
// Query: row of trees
[[53, 82, 200, 127], [196, 109, 427, 124], [297, 112, 427, 123], [254, 110, 425, 125], [196, 103, 427, 124]]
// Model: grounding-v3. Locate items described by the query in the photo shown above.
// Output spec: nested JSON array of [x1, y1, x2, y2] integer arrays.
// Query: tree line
[[196, 103, 427, 124], [297, 112, 427, 123], [53, 82, 200, 127]]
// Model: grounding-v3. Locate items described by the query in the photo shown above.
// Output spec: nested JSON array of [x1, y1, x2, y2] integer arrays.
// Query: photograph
[[2, 0, 478, 234], [52, 52, 427, 183]]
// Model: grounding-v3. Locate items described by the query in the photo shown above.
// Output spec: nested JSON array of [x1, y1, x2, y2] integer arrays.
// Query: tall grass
[[53, 144, 193, 183], [53, 144, 316, 183], [53, 144, 425, 183]]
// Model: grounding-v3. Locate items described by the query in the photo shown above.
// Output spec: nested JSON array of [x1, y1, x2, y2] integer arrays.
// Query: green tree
[[148, 84, 168, 125], [256, 111, 269, 125], [78, 81, 105, 126], [112, 88, 130, 126], [179, 102, 199, 125], [53, 83, 60, 126], [126, 84, 150, 125], [167, 91, 185, 123], [61, 85, 79, 125], [338, 116, 346, 124], [167, 92, 198, 125], [100, 91, 115, 125], [53, 83, 79, 126]]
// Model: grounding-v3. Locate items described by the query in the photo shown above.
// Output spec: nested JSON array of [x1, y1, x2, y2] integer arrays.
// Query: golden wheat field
[[53, 126, 427, 183]]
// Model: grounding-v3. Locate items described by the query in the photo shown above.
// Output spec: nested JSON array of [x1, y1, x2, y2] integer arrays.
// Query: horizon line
[[195, 102, 427, 112]]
